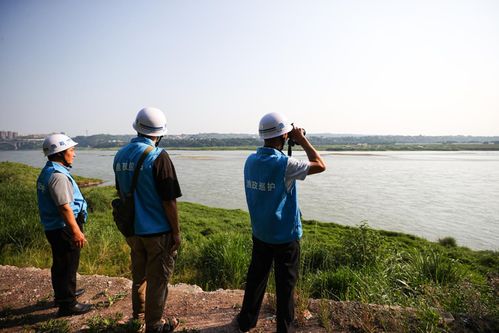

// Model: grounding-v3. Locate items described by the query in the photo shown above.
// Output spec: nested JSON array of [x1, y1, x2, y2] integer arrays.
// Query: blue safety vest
[[113, 136, 171, 235], [36, 161, 88, 231], [244, 147, 302, 244]]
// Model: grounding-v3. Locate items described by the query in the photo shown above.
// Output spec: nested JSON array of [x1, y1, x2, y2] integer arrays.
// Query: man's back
[[113, 137, 170, 235], [244, 147, 301, 244]]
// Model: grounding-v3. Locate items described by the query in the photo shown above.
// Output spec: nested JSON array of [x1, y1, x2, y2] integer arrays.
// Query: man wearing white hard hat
[[36, 133, 91, 316], [237, 113, 326, 333], [113, 107, 181, 333]]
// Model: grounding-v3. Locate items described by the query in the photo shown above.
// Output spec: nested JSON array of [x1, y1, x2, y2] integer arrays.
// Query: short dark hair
[[47, 153, 61, 161], [137, 133, 158, 140], [264, 134, 286, 144]]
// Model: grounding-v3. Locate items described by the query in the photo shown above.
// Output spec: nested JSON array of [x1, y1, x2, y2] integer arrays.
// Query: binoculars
[[288, 125, 306, 156]]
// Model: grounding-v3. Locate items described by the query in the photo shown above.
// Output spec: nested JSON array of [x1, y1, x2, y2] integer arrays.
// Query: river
[[1, 149, 498, 251]]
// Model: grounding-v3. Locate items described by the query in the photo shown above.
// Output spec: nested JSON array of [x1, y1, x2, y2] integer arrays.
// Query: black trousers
[[238, 236, 300, 333], [45, 224, 82, 308]]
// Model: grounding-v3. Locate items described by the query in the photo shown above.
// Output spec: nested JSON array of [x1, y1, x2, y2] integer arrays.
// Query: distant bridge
[[0, 141, 18, 150]]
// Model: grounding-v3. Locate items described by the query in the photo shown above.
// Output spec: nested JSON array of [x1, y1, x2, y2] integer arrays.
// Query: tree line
[[1, 133, 499, 150]]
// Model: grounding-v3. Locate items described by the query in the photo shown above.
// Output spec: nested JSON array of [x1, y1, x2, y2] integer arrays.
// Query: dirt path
[[0, 265, 455, 332], [0, 265, 321, 332]]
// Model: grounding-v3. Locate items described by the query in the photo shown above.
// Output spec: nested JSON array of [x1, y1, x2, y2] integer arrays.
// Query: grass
[[317, 299, 333, 332], [1, 161, 498, 331], [36, 318, 70, 333], [86, 313, 142, 333]]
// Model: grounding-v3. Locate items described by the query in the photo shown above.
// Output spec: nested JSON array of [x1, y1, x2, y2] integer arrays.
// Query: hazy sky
[[1, 0, 498, 136]]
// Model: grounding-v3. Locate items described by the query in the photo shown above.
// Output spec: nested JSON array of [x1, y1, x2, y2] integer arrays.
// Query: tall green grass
[[1, 161, 498, 329], [196, 232, 251, 290]]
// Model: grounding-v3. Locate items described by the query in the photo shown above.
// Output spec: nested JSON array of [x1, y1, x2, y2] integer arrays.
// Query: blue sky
[[1, 0, 498, 136]]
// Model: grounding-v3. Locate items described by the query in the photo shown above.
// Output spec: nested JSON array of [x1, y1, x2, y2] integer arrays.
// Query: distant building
[[0, 131, 18, 140]]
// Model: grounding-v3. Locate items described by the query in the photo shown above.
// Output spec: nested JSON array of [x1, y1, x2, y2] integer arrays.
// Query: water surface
[[1, 149, 498, 250]]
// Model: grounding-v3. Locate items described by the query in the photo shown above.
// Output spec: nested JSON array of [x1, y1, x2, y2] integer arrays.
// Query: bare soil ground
[[0, 265, 453, 332]]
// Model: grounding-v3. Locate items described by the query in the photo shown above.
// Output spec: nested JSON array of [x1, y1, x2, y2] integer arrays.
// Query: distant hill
[[73, 133, 499, 148]]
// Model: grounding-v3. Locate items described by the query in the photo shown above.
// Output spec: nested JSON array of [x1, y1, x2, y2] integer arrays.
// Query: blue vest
[[113, 136, 171, 235], [244, 147, 302, 244], [37, 161, 88, 231]]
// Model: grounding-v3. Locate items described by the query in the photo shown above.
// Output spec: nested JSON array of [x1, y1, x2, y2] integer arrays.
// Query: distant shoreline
[[2, 143, 499, 152]]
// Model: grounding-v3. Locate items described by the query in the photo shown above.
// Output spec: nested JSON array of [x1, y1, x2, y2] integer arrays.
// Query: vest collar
[[131, 136, 156, 146], [257, 146, 285, 156], [46, 160, 71, 173]]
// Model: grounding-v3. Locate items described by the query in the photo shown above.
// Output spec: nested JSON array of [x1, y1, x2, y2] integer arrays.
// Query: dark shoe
[[232, 314, 249, 333], [75, 288, 85, 297], [233, 316, 249, 333], [57, 302, 92, 317]]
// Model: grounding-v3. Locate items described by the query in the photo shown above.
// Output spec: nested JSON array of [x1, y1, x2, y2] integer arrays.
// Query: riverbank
[[0, 162, 498, 332]]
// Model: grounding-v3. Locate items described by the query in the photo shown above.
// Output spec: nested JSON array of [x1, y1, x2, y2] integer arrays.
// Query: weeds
[[309, 267, 357, 300], [300, 241, 338, 274], [94, 290, 128, 308], [409, 248, 465, 286], [294, 282, 311, 327], [340, 222, 383, 268], [36, 318, 70, 333], [317, 299, 333, 332], [415, 303, 444, 333], [197, 232, 250, 290], [86, 313, 142, 332]]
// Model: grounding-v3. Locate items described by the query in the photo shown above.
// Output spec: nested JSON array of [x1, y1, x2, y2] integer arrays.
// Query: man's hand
[[72, 229, 87, 248], [289, 126, 307, 146], [171, 232, 181, 253], [289, 124, 326, 175], [58, 203, 87, 248], [162, 199, 181, 254]]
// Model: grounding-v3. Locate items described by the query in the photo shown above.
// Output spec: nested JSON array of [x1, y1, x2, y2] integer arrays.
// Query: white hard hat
[[133, 107, 168, 136], [42, 134, 78, 156], [258, 112, 293, 139]]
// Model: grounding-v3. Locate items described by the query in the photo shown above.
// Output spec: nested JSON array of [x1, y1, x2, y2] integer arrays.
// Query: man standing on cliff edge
[[36, 133, 91, 317], [114, 107, 182, 333], [237, 112, 326, 333]]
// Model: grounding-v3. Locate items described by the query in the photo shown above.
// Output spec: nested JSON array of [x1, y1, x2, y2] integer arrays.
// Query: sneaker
[[145, 318, 179, 333]]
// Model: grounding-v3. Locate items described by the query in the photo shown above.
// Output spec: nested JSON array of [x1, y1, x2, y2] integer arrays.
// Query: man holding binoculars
[[237, 112, 326, 333]]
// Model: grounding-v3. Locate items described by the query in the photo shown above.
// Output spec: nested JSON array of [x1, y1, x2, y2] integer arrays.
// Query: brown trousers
[[126, 233, 176, 330]]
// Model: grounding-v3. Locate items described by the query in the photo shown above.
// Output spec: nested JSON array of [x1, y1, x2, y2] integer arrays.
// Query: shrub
[[477, 252, 499, 270], [438, 237, 457, 247], [339, 222, 382, 268], [408, 249, 465, 286]]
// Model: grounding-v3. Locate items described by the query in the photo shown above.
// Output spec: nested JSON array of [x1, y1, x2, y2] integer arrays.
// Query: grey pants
[[126, 233, 176, 330]]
